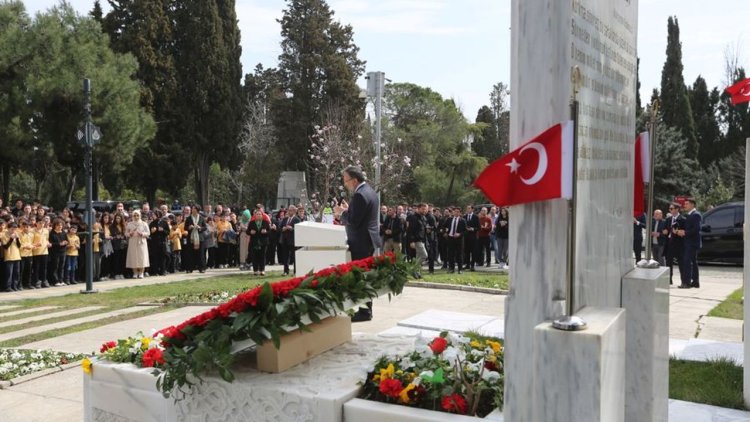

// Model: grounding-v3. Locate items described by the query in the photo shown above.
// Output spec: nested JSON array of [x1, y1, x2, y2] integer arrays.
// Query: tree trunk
[[92, 158, 100, 201], [146, 188, 157, 208], [195, 154, 210, 207], [1, 163, 9, 206], [444, 167, 457, 204], [66, 170, 77, 203]]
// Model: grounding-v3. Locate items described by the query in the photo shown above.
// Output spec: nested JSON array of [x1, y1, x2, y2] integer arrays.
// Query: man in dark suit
[[463, 205, 479, 271], [678, 198, 702, 289], [633, 212, 646, 264], [650, 209, 668, 266], [445, 206, 466, 274], [663, 203, 685, 285], [338, 165, 382, 321]]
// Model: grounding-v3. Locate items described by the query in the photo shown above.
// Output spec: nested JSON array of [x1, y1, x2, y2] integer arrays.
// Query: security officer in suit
[[677, 198, 702, 289], [664, 203, 685, 285], [338, 165, 382, 321], [463, 205, 479, 271], [445, 206, 467, 274]]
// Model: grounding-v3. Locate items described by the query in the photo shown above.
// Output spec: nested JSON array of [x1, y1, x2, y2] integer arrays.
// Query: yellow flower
[[399, 383, 416, 403], [486, 353, 497, 363], [485, 340, 502, 353], [141, 337, 151, 350], [470, 340, 482, 348], [379, 363, 395, 381], [82, 358, 92, 375]]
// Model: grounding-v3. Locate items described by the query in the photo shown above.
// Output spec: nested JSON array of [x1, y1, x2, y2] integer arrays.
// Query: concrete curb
[[0, 359, 85, 389], [407, 281, 508, 295]]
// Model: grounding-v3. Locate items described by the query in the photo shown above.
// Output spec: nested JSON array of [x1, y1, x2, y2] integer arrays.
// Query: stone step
[[0, 306, 60, 318], [0, 307, 149, 343], [0, 306, 104, 329], [0, 305, 20, 313]]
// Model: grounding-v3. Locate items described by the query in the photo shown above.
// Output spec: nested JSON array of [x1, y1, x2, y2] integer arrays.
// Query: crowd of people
[[0, 196, 510, 293]]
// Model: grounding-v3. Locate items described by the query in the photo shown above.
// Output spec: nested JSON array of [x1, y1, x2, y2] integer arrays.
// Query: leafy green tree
[[473, 106, 497, 160], [274, 0, 365, 174], [659, 16, 698, 159], [26, 2, 155, 202], [688, 76, 721, 168], [0, 1, 32, 204], [102, 0, 185, 203], [171, 0, 243, 206], [651, 122, 700, 206], [717, 68, 750, 162]]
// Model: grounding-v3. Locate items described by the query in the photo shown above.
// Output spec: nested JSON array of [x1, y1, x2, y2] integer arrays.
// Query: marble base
[[621, 267, 669, 422], [294, 249, 349, 277], [294, 222, 347, 247], [533, 306, 626, 422], [675, 338, 744, 366], [83, 334, 417, 422], [396, 309, 504, 338], [343, 398, 504, 422]]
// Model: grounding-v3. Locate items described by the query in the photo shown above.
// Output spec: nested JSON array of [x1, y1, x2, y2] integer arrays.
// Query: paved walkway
[[0, 263, 745, 421]]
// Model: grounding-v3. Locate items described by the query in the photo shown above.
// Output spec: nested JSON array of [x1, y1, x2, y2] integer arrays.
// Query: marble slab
[[622, 267, 669, 422], [533, 307, 626, 422], [84, 334, 417, 422], [344, 398, 504, 422], [294, 221, 347, 247], [675, 339, 744, 366], [396, 309, 500, 336], [744, 139, 750, 407], [376, 326, 441, 339], [669, 339, 689, 357], [669, 399, 750, 421]]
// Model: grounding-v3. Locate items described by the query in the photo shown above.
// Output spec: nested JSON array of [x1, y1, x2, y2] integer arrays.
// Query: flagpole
[[638, 99, 661, 268], [553, 66, 587, 331]]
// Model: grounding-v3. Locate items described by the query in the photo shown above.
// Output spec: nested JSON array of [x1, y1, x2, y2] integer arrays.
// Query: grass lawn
[[707, 287, 743, 320], [416, 270, 509, 290], [670, 358, 744, 409]]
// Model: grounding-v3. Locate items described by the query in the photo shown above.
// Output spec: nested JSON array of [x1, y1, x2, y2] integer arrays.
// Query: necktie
[[451, 217, 458, 236]]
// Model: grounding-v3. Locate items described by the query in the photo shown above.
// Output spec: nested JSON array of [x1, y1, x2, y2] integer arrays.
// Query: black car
[[698, 202, 744, 265]]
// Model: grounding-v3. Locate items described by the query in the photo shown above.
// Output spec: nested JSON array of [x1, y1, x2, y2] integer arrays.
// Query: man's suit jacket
[[342, 182, 382, 259], [444, 216, 467, 238], [464, 213, 479, 237], [684, 210, 702, 249], [380, 215, 403, 240], [652, 219, 668, 247]]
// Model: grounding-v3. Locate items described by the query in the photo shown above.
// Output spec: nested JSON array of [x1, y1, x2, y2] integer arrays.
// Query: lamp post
[[77, 78, 100, 294]]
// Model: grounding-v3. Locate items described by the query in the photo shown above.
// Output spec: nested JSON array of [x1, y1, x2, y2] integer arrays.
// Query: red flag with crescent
[[725, 77, 750, 105], [473, 121, 573, 207]]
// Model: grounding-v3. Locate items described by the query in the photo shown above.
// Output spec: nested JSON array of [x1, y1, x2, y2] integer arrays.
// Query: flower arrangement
[[84, 331, 167, 375], [87, 253, 412, 398], [359, 332, 504, 417], [0, 349, 86, 380]]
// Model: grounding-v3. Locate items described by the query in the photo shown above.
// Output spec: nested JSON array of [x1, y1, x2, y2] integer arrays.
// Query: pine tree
[[688, 75, 721, 168], [89, 0, 103, 22], [275, 0, 365, 172], [659, 16, 698, 159]]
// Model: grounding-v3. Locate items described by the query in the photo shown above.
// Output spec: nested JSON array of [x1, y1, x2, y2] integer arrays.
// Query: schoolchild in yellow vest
[[92, 221, 102, 281], [19, 220, 34, 289], [32, 219, 51, 288], [169, 218, 182, 273], [65, 225, 81, 284], [2, 222, 22, 292]]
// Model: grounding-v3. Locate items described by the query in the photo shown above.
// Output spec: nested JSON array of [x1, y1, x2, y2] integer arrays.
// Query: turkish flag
[[473, 121, 573, 207], [725, 77, 750, 105], [633, 132, 648, 216]]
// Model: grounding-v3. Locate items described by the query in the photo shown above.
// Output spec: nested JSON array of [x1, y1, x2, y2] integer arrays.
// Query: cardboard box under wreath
[[255, 315, 352, 373]]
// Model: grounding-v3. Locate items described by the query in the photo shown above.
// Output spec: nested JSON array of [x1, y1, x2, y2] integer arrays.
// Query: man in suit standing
[[633, 212, 646, 264], [663, 203, 685, 285], [463, 205, 479, 271], [338, 165, 382, 322], [445, 206, 466, 274], [650, 209, 668, 266], [677, 198, 702, 289]]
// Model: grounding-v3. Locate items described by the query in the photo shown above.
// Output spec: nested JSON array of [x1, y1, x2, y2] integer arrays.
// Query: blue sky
[[25, 0, 750, 120]]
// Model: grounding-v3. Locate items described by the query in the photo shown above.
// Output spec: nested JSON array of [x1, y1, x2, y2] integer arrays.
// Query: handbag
[[101, 239, 114, 257], [222, 228, 238, 244]]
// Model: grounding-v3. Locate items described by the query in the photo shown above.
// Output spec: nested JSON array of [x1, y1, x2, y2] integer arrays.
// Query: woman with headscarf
[[125, 210, 150, 279]]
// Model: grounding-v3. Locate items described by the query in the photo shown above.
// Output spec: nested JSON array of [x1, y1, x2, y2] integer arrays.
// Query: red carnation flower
[[311, 279, 319, 288], [99, 341, 117, 353], [142, 348, 165, 368], [429, 337, 448, 354], [442, 393, 468, 414], [484, 360, 498, 371], [379, 378, 403, 398]]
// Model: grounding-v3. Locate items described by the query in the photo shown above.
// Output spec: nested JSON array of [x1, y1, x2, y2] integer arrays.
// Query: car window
[[704, 209, 734, 229]]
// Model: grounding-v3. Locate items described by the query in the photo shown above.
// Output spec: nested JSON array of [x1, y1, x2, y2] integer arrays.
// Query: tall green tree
[[0, 1, 32, 204], [473, 105, 498, 160], [688, 75, 721, 168], [659, 16, 698, 159], [274, 0, 365, 174], [102, 0, 185, 202], [26, 2, 155, 202], [172, 0, 243, 206], [717, 68, 750, 162]]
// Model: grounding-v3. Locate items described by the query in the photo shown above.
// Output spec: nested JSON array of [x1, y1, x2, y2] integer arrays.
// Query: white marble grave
[[506, 0, 639, 420], [294, 221, 349, 276], [344, 398, 504, 422], [675, 338, 744, 366], [622, 267, 670, 422], [396, 309, 503, 338], [83, 334, 416, 422]]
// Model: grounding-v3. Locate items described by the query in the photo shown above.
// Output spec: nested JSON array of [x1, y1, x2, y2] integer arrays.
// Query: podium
[[294, 222, 349, 277]]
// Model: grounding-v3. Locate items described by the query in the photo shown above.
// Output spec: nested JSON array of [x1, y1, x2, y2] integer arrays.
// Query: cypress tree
[[275, 0, 365, 172], [659, 16, 698, 159], [688, 76, 721, 169]]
